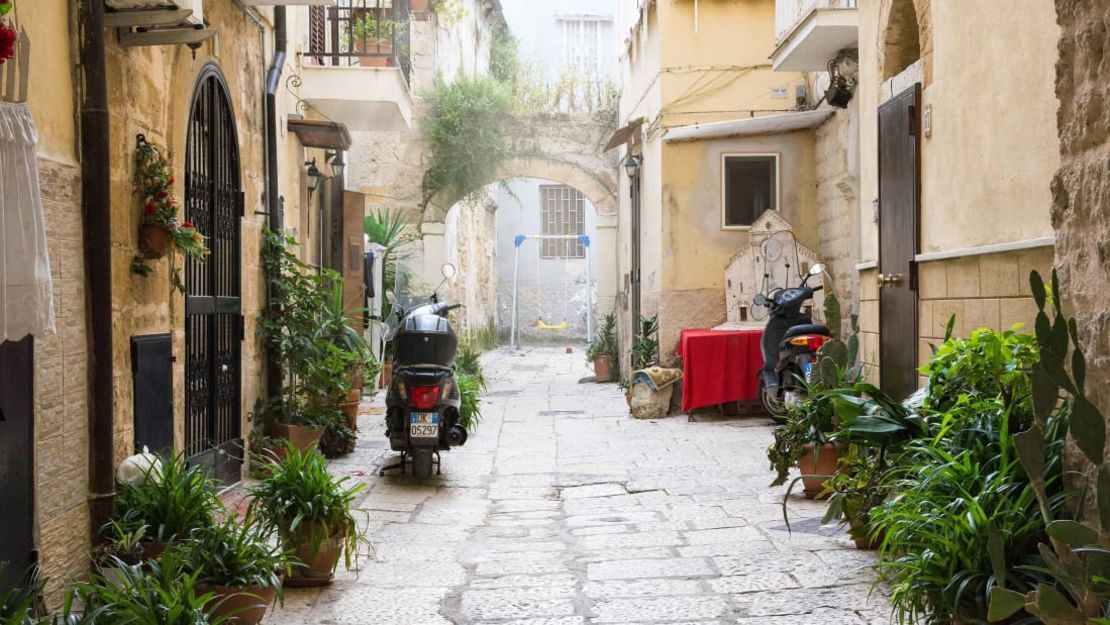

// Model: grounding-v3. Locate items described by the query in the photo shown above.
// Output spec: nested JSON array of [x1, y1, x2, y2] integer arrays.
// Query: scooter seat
[[782, 324, 832, 340]]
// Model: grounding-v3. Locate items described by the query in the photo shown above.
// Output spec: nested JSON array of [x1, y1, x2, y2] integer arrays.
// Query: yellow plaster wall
[[857, 0, 1058, 262], [658, 0, 806, 127]]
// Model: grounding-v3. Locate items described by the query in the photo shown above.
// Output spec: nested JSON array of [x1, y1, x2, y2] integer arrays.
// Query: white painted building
[[495, 0, 616, 343]]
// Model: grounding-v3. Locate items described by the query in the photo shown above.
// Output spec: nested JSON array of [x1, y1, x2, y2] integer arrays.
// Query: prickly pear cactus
[[987, 270, 1110, 624]]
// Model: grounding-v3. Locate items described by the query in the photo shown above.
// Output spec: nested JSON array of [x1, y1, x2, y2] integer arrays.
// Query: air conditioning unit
[[105, 0, 203, 26]]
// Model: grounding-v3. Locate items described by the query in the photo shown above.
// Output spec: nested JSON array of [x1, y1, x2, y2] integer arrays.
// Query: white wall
[[501, 0, 617, 84], [494, 180, 599, 342]]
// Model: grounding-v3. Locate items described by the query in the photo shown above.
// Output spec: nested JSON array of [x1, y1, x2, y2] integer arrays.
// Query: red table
[[678, 328, 765, 412]]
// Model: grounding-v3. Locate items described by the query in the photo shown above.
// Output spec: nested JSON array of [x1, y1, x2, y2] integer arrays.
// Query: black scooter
[[380, 264, 469, 479], [753, 262, 830, 422]]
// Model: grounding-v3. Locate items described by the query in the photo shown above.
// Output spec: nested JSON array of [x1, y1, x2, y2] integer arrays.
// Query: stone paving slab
[[267, 347, 892, 624]]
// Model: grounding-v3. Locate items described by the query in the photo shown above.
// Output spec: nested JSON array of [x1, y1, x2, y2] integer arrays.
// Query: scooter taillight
[[789, 335, 828, 352], [409, 385, 441, 410]]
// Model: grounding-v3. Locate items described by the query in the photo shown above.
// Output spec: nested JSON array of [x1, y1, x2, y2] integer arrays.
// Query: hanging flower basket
[[130, 134, 209, 292], [139, 223, 173, 259]]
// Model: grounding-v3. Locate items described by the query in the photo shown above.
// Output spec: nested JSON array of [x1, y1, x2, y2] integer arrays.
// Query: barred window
[[540, 186, 586, 259], [561, 19, 601, 75]]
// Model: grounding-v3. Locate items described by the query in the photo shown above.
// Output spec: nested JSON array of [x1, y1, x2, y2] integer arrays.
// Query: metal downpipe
[[264, 7, 286, 399]]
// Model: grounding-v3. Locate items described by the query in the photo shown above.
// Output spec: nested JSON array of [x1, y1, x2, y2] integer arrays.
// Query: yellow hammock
[[535, 318, 569, 331]]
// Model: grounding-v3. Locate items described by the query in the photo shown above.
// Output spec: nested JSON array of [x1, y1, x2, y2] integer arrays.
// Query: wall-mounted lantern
[[624, 154, 641, 179], [327, 151, 346, 179], [305, 158, 322, 197]]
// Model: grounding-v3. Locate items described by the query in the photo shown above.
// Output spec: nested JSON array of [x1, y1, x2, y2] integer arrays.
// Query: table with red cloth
[[678, 328, 765, 412]]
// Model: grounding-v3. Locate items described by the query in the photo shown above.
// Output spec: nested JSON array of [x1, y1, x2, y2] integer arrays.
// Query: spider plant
[[111, 452, 222, 546], [457, 371, 484, 432], [63, 549, 229, 625], [250, 444, 367, 573], [178, 511, 289, 595], [455, 337, 487, 390], [0, 563, 44, 625]]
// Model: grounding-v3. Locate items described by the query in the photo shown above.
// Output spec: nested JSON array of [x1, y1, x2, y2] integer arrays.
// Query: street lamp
[[328, 151, 346, 179], [624, 154, 641, 178], [305, 158, 322, 196]]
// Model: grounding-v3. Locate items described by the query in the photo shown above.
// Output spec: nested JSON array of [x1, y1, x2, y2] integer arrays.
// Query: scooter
[[380, 263, 469, 479], [753, 262, 830, 422]]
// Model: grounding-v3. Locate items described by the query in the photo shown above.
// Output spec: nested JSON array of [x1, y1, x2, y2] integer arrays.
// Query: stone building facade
[[6, 4, 323, 605], [1052, 0, 1110, 418]]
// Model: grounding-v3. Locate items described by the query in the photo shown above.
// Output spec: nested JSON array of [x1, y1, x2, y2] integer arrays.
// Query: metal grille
[[185, 65, 243, 486], [305, 0, 412, 85], [561, 18, 601, 75], [540, 185, 586, 259]]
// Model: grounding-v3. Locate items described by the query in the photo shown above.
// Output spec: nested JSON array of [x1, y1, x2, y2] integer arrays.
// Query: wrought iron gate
[[184, 65, 244, 485]]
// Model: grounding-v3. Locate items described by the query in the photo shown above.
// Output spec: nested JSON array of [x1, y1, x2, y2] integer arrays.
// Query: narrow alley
[[272, 347, 889, 625]]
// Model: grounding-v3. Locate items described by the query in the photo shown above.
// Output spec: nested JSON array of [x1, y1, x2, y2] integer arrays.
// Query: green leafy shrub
[[0, 563, 44, 625], [111, 453, 222, 545], [455, 337, 487, 390], [587, 313, 620, 378], [631, 314, 659, 371], [177, 511, 288, 596], [250, 444, 367, 572], [457, 372, 484, 432]]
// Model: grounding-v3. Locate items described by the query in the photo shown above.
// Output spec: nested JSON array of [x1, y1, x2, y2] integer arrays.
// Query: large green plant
[[178, 511, 289, 596], [421, 73, 513, 206], [987, 271, 1110, 624], [250, 445, 366, 572], [587, 313, 620, 375], [111, 453, 222, 545], [631, 314, 659, 371], [0, 563, 44, 625]]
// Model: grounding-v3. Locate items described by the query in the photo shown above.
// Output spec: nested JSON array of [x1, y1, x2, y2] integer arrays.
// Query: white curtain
[[0, 101, 55, 342]]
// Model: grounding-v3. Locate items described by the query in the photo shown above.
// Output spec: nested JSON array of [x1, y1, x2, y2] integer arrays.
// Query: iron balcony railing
[[307, 0, 412, 85], [774, 0, 857, 44]]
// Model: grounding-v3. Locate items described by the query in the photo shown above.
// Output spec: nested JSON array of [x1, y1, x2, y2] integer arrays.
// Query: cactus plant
[[987, 270, 1110, 623]]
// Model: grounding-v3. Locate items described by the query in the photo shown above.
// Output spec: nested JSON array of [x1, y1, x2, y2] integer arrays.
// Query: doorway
[[0, 337, 34, 575], [877, 84, 921, 400], [184, 65, 244, 485]]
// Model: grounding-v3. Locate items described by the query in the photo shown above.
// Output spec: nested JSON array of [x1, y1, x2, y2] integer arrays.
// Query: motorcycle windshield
[[384, 249, 434, 339]]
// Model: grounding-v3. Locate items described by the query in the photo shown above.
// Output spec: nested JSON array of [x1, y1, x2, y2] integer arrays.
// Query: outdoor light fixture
[[624, 154, 642, 178], [305, 158, 322, 196], [328, 150, 346, 179]]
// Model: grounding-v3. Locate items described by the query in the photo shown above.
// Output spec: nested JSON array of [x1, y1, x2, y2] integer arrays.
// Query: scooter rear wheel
[[412, 448, 434, 479], [759, 379, 789, 425]]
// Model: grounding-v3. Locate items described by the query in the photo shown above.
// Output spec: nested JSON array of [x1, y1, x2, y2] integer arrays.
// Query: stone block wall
[[35, 158, 90, 605], [1053, 0, 1110, 420], [815, 107, 860, 335]]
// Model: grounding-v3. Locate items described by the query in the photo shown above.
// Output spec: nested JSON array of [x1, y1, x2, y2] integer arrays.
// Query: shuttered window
[[540, 185, 586, 259]]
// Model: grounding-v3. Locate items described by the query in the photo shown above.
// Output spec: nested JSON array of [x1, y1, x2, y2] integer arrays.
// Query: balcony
[[770, 0, 858, 72], [298, 0, 414, 132]]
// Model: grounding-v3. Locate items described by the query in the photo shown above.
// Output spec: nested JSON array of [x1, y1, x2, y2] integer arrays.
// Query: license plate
[[803, 361, 814, 376], [409, 412, 439, 438]]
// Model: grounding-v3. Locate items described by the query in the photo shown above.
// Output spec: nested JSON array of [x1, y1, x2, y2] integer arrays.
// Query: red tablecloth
[[678, 328, 764, 412]]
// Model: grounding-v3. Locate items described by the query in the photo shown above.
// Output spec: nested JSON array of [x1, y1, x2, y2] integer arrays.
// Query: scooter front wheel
[[759, 379, 789, 424], [411, 448, 434, 479]]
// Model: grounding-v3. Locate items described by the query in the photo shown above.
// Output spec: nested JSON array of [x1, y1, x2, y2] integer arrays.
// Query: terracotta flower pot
[[140, 540, 172, 560], [797, 443, 838, 499], [849, 516, 882, 550], [139, 223, 173, 259], [207, 584, 278, 625], [381, 361, 393, 389], [339, 401, 360, 431], [283, 526, 343, 588], [593, 355, 613, 383], [271, 423, 324, 455]]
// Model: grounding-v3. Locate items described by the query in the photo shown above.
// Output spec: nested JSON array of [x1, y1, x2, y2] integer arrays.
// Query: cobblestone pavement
[[269, 346, 892, 624]]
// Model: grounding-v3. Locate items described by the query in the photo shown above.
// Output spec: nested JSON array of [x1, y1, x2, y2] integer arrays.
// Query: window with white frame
[[561, 19, 601, 75], [722, 154, 779, 228], [540, 186, 586, 259]]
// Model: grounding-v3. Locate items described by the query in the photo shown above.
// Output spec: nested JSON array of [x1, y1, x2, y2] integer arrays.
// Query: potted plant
[[130, 135, 209, 293], [180, 512, 289, 625], [586, 313, 618, 383], [250, 444, 366, 587], [64, 549, 230, 624], [350, 14, 395, 67], [0, 563, 45, 625], [110, 452, 221, 557]]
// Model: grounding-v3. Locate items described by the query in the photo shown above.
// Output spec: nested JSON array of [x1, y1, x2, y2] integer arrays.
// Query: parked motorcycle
[[380, 263, 469, 479], [753, 262, 830, 422]]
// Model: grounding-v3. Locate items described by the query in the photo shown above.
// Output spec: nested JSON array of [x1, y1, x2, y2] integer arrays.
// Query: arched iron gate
[[184, 65, 244, 485]]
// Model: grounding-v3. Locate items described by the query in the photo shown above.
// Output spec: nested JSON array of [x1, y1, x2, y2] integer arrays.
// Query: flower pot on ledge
[[139, 223, 172, 259]]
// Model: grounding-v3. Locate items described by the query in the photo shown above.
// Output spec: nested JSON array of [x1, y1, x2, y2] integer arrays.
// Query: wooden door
[[0, 337, 34, 575], [878, 84, 921, 400]]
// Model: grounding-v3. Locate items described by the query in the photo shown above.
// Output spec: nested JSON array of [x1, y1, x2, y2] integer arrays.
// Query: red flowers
[[154, 190, 169, 200], [0, 23, 15, 65], [167, 176, 175, 185], [144, 203, 156, 215], [182, 221, 195, 229]]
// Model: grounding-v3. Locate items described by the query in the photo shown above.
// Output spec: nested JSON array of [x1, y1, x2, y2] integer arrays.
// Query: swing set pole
[[583, 235, 593, 343], [510, 234, 524, 352]]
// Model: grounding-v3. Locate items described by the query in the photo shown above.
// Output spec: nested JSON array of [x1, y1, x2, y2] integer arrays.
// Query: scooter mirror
[[385, 290, 397, 304], [441, 263, 458, 280], [753, 293, 768, 307], [809, 263, 826, 276]]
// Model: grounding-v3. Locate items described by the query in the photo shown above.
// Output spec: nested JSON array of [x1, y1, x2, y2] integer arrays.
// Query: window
[[561, 19, 601, 75], [722, 154, 778, 228], [541, 186, 586, 259]]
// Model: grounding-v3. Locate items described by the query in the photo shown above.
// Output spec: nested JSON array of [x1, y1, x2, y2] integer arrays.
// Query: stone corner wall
[[1053, 0, 1110, 419]]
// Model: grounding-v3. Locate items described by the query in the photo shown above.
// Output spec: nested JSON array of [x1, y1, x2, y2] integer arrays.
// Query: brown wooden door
[[878, 84, 920, 400], [0, 337, 34, 576]]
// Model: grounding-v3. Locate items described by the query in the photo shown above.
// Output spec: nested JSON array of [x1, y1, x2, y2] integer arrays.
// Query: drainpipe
[[78, 0, 114, 543], [264, 8, 286, 399]]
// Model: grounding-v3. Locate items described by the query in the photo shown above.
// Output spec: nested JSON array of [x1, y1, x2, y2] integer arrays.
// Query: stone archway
[[878, 0, 933, 85]]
